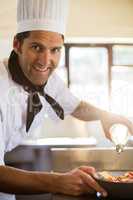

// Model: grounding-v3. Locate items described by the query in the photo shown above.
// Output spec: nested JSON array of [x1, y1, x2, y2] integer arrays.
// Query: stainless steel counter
[[5, 146, 133, 172], [52, 147, 133, 172]]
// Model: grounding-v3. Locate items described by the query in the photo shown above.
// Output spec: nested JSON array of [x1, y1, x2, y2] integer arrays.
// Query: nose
[[38, 49, 51, 66]]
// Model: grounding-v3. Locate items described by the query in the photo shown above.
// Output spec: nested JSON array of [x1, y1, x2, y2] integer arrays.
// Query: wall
[[0, 0, 133, 39], [66, 0, 133, 37]]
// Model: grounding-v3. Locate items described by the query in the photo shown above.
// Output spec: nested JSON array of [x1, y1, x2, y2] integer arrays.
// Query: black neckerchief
[[8, 50, 64, 132]]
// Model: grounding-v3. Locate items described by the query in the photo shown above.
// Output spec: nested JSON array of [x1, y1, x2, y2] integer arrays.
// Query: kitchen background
[[1, 2, 133, 200], [1, 0, 133, 147]]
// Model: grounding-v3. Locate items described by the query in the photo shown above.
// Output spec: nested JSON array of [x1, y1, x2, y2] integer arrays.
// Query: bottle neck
[[116, 144, 125, 153]]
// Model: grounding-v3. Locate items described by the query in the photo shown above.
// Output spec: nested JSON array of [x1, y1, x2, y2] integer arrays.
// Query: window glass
[[111, 66, 133, 117], [113, 45, 133, 65], [69, 47, 108, 109]]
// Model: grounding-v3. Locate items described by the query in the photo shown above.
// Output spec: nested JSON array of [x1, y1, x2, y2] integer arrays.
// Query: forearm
[[71, 101, 106, 121], [0, 165, 61, 194], [0, 166, 107, 197], [72, 101, 133, 140]]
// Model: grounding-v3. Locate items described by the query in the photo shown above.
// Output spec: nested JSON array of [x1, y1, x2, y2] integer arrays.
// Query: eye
[[51, 47, 61, 54], [32, 44, 42, 52]]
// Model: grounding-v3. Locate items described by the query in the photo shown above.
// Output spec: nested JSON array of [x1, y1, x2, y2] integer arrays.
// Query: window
[[62, 43, 133, 118], [113, 45, 133, 65], [69, 47, 109, 109], [111, 45, 133, 117]]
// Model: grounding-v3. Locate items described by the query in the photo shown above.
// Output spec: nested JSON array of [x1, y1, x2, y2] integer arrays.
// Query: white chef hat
[[17, 0, 69, 35]]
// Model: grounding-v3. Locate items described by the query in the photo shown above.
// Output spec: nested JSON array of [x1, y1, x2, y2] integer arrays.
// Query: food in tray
[[98, 171, 133, 183]]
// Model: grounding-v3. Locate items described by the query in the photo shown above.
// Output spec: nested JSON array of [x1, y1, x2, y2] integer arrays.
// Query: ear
[[13, 37, 22, 54]]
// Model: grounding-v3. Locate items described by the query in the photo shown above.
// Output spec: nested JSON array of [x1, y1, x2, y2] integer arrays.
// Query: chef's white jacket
[[0, 60, 80, 200]]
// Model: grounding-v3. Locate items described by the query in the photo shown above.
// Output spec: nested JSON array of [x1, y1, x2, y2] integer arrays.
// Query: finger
[[77, 181, 95, 195], [101, 123, 111, 140], [115, 115, 133, 136], [116, 117, 133, 135], [80, 171, 107, 197], [126, 121, 133, 135], [79, 166, 96, 175], [105, 131, 111, 140], [82, 183, 95, 194]]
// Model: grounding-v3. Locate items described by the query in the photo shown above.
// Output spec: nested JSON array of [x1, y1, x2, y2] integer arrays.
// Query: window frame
[[64, 42, 133, 109]]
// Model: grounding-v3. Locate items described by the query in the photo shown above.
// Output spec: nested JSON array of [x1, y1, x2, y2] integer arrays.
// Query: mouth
[[32, 65, 50, 73]]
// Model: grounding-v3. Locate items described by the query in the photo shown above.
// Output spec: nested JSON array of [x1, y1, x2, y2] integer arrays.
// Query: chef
[[0, 0, 133, 199]]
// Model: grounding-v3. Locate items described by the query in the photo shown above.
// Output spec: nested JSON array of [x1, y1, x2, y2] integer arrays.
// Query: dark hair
[[15, 31, 31, 43], [15, 31, 64, 42], [8, 31, 31, 74]]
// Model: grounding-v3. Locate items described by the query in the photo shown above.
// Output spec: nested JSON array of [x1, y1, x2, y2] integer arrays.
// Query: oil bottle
[[110, 124, 129, 153]]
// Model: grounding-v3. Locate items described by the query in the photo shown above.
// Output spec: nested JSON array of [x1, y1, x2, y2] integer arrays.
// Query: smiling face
[[13, 31, 64, 86]]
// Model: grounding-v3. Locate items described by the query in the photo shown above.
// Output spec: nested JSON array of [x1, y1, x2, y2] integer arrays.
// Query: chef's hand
[[55, 166, 107, 197], [100, 111, 133, 139]]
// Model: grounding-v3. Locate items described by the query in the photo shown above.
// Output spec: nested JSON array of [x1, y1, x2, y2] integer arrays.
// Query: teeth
[[33, 66, 49, 72], [38, 66, 45, 69]]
